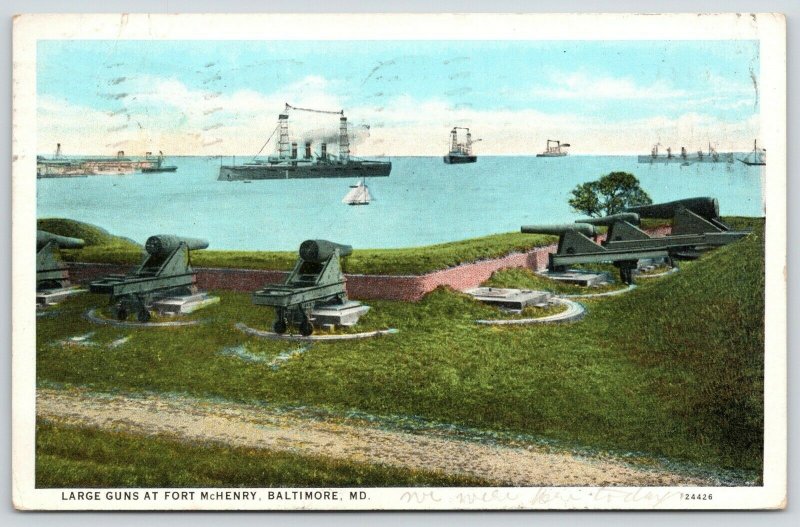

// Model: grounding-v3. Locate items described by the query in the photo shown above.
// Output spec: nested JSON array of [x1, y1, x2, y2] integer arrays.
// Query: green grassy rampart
[[38, 218, 555, 276]]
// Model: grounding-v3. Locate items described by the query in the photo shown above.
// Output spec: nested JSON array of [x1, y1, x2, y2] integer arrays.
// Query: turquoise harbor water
[[37, 156, 765, 250]]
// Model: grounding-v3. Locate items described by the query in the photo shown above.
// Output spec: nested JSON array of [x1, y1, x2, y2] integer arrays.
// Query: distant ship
[[37, 144, 158, 178], [536, 139, 569, 157], [738, 140, 766, 166], [638, 143, 734, 164], [141, 151, 178, 173], [342, 178, 372, 206], [218, 104, 391, 181], [443, 127, 480, 164]]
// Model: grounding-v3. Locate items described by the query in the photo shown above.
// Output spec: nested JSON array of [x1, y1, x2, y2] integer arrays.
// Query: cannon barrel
[[624, 197, 719, 221], [145, 235, 209, 256], [37, 230, 85, 250], [521, 223, 596, 237], [299, 239, 353, 263], [577, 212, 640, 227]]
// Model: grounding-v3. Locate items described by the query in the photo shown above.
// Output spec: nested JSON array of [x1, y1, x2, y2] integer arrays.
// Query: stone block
[[152, 292, 220, 315], [36, 287, 86, 306], [537, 269, 611, 287], [311, 301, 370, 327]]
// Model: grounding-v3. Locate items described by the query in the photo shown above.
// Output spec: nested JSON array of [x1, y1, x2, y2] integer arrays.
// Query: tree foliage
[[568, 172, 652, 217]]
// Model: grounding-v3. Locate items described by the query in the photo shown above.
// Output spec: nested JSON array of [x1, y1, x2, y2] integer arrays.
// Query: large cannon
[[625, 197, 719, 221], [37, 230, 85, 291], [90, 234, 209, 322], [521, 223, 597, 237], [624, 196, 731, 236], [522, 197, 749, 284], [144, 235, 208, 256], [298, 239, 353, 263], [253, 239, 352, 336]]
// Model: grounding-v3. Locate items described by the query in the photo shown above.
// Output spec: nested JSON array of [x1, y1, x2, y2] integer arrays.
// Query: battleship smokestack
[[291, 142, 297, 159], [305, 142, 312, 159], [321, 143, 327, 160]]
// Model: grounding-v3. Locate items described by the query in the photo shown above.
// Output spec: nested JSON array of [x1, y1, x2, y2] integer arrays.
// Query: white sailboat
[[342, 178, 372, 206]]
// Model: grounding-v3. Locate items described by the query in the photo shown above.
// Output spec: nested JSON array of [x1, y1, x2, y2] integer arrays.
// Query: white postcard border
[[11, 12, 787, 511]]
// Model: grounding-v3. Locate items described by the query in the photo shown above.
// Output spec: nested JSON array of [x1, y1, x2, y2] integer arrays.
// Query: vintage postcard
[[12, 13, 786, 510]]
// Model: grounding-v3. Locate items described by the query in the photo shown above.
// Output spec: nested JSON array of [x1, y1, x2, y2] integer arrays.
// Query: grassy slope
[[36, 422, 486, 488], [38, 218, 143, 268], [36, 218, 764, 482], [38, 218, 554, 275]]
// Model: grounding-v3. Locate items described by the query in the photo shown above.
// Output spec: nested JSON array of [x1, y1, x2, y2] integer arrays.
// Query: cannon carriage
[[37, 230, 85, 291], [89, 235, 209, 322], [522, 197, 750, 284], [253, 239, 352, 336]]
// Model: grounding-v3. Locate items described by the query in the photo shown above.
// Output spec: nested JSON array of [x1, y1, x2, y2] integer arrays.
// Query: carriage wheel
[[137, 308, 152, 323], [619, 266, 633, 285], [299, 319, 314, 337], [273, 318, 287, 334], [115, 305, 128, 321], [38, 280, 61, 291]]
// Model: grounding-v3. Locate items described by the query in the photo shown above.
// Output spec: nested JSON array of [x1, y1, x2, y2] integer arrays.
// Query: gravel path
[[37, 388, 714, 487]]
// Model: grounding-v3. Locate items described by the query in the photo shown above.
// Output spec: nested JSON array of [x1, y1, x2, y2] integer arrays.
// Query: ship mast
[[451, 127, 475, 155], [339, 117, 350, 163], [277, 113, 290, 159]]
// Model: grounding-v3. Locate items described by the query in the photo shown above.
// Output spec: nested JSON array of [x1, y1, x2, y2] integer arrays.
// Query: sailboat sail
[[342, 180, 371, 205]]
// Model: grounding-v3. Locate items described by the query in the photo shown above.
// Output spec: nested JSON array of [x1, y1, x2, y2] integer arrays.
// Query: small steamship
[[218, 104, 391, 181], [536, 139, 569, 157], [443, 127, 480, 164]]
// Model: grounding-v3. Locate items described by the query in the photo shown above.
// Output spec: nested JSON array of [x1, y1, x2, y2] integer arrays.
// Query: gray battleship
[[218, 105, 391, 181]]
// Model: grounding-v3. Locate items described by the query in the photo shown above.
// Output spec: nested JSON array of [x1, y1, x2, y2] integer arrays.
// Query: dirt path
[[37, 388, 713, 487]]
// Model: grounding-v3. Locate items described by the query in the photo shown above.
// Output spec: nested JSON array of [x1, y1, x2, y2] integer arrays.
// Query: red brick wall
[[67, 245, 555, 302], [67, 227, 671, 302]]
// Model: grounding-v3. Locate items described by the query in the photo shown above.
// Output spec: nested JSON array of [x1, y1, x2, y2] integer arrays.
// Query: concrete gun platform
[[464, 287, 551, 310]]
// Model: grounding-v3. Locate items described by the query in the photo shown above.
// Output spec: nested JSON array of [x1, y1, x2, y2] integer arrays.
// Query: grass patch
[[36, 217, 765, 484], [39, 218, 555, 275], [36, 421, 487, 488]]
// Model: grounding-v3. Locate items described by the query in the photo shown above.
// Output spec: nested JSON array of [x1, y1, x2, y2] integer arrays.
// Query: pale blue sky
[[37, 40, 760, 155]]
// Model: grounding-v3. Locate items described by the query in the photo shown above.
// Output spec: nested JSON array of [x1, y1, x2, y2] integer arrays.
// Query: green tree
[[568, 172, 652, 217]]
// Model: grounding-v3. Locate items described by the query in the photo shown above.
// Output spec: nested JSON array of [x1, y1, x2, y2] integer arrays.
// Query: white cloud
[[530, 71, 687, 101], [38, 77, 759, 156]]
